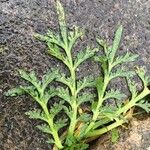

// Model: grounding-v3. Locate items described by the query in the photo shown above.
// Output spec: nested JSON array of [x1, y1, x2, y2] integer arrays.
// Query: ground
[[0, 0, 150, 150]]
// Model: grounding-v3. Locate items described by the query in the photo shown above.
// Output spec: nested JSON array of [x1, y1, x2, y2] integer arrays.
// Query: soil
[[0, 0, 150, 150]]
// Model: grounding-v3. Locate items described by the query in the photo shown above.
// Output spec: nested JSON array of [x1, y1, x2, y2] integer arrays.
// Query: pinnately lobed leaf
[[5, 0, 150, 149]]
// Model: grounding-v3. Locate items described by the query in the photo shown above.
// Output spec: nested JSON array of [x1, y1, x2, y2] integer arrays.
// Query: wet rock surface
[[0, 0, 150, 149]]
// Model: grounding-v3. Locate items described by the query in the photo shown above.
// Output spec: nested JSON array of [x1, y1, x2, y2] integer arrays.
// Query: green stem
[[85, 118, 125, 138], [64, 45, 78, 136]]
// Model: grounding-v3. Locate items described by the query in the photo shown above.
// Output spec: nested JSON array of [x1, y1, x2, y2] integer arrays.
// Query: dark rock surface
[[0, 0, 150, 149]]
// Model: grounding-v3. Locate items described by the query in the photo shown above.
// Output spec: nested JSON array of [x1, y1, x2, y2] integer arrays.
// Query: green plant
[[5, 0, 150, 149]]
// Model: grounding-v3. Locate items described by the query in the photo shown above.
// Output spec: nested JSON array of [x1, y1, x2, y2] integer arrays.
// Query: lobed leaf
[[18, 70, 41, 92], [110, 67, 135, 80], [109, 25, 123, 63], [50, 101, 64, 118], [135, 67, 150, 87], [54, 118, 68, 131], [77, 76, 95, 94], [36, 124, 52, 134], [25, 109, 47, 121], [5, 87, 25, 96], [77, 92, 95, 106], [135, 100, 150, 113], [112, 52, 138, 67], [104, 89, 126, 100], [74, 47, 98, 69], [42, 69, 58, 92], [56, 73, 73, 90], [56, 87, 71, 105]]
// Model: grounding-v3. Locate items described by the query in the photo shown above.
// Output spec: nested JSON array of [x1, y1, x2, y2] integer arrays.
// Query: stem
[[64, 45, 78, 136], [85, 118, 125, 138], [41, 103, 63, 149]]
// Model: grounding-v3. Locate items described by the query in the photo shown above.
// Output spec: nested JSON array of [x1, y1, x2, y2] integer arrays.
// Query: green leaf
[[55, 118, 68, 130], [77, 92, 95, 106], [113, 52, 138, 67], [127, 79, 138, 99], [135, 67, 150, 87], [68, 26, 83, 50], [5, 87, 25, 96], [77, 76, 95, 94], [42, 70, 58, 92], [56, 73, 73, 90], [93, 118, 111, 129], [104, 89, 126, 100], [63, 106, 73, 119], [56, 87, 71, 105], [42, 87, 56, 104], [110, 67, 135, 80], [94, 55, 108, 75], [18, 70, 41, 92], [36, 124, 52, 134], [25, 109, 47, 121], [91, 101, 98, 113], [46, 139, 55, 144], [74, 47, 98, 69], [99, 106, 118, 120], [50, 101, 64, 118], [78, 114, 91, 122], [109, 25, 123, 63], [96, 38, 109, 57], [135, 100, 150, 113], [56, 0, 67, 44], [111, 128, 119, 143]]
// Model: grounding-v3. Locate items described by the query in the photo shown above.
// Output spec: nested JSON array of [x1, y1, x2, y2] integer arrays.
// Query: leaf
[[19, 86, 39, 100], [56, 87, 71, 105], [42, 69, 58, 92], [36, 124, 52, 134], [135, 100, 150, 113], [46, 139, 55, 144], [74, 47, 98, 69], [127, 79, 138, 99], [63, 105, 73, 119], [109, 25, 123, 63], [96, 38, 110, 57], [18, 70, 41, 92], [113, 52, 139, 67], [77, 76, 95, 94], [110, 67, 135, 80], [25, 109, 47, 121], [91, 101, 98, 113], [94, 55, 108, 75], [42, 87, 56, 104], [47, 41, 66, 61], [135, 67, 150, 87], [56, 0, 67, 44], [77, 92, 95, 106], [68, 26, 83, 50], [104, 89, 126, 100], [99, 106, 118, 120], [50, 101, 64, 118], [5, 87, 25, 96], [93, 118, 111, 129], [111, 128, 119, 143], [56, 73, 73, 90], [55, 118, 68, 130], [78, 114, 91, 122]]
